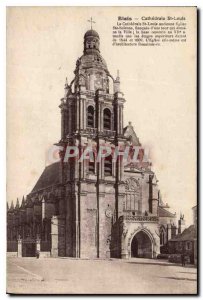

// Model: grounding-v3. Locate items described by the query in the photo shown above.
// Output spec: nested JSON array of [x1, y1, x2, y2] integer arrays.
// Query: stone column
[[119, 106, 121, 134], [167, 224, 172, 241], [36, 234, 41, 254], [83, 98, 85, 130], [80, 95, 86, 131], [76, 97, 80, 131], [90, 74, 95, 91], [74, 185, 80, 258], [155, 234, 160, 258], [42, 198, 45, 222], [100, 102, 103, 132], [97, 101, 101, 132], [121, 105, 123, 134], [116, 105, 119, 133], [114, 92, 125, 135], [80, 97, 83, 131], [96, 90, 104, 132], [51, 216, 58, 257], [17, 237, 22, 257], [121, 222, 129, 259], [61, 108, 64, 139], [194, 238, 197, 265]]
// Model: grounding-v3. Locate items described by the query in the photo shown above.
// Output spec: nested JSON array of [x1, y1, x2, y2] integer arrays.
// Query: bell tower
[[84, 29, 100, 54], [58, 26, 126, 259]]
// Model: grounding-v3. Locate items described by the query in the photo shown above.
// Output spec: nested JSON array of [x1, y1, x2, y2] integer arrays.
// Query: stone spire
[[10, 200, 14, 212], [15, 198, 20, 209], [116, 70, 120, 82], [114, 70, 121, 93], [21, 196, 25, 208], [64, 77, 70, 97]]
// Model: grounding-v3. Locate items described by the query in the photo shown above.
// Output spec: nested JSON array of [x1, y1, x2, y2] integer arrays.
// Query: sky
[[7, 7, 196, 225]]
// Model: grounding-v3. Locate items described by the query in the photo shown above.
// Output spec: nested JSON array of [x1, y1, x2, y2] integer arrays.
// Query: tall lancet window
[[160, 227, 165, 246], [88, 152, 95, 174], [103, 108, 111, 130], [104, 155, 112, 176], [124, 178, 141, 214], [87, 106, 94, 128]]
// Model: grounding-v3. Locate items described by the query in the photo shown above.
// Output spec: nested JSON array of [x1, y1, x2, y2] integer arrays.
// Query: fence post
[[36, 234, 41, 255], [17, 237, 22, 257]]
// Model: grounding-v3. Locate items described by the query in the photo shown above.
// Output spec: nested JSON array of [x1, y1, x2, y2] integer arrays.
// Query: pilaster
[[51, 216, 59, 257]]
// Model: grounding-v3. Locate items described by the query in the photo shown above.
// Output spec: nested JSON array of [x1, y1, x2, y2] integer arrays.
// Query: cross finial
[[88, 17, 96, 30]]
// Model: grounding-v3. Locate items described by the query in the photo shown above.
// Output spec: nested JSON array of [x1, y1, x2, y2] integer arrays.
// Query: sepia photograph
[[6, 6, 197, 294]]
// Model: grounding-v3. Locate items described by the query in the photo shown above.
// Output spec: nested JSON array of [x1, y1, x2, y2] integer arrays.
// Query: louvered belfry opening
[[88, 152, 95, 174], [103, 108, 111, 130], [104, 154, 112, 176], [87, 105, 94, 128]]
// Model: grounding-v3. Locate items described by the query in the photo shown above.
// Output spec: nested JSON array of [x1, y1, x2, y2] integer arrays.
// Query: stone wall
[[7, 252, 17, 257], [98, 183, 116, 259]]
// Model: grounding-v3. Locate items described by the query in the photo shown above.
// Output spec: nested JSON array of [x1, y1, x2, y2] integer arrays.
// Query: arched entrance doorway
[[131, 231, 152, 258]]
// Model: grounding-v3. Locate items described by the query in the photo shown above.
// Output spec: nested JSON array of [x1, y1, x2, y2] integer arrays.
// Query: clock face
[[105, 208, 112, 218]]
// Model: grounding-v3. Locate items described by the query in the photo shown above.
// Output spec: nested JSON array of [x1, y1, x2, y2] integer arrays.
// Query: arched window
[[124, 178, 141, 213], [87, 106, 94, 128], [160, 228, 165, 246], [103, 108, 111, 130], [88, 152, 95, 174], [104, 155, 112, 176]]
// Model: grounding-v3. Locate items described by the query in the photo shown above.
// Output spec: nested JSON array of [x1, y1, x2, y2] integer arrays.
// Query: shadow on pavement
[[127, 261, 196, 268], [127, 261, 179, 267], [159, 276, 196, 282], [179, 271, 197, 275]]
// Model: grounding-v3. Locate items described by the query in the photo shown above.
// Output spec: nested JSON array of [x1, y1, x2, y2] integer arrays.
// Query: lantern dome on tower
[[84, 29, 99, 39], [84, 29, 100, 54]]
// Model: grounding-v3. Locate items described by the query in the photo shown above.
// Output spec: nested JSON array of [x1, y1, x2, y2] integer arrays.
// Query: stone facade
[[7, 28, 181, 259]]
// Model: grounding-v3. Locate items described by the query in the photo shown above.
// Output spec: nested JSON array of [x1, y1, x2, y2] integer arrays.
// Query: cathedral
[[7, 28, 185, 259]]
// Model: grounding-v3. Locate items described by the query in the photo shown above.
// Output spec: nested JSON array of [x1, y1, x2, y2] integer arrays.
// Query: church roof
[[31, 162, 60, 193], [123, 122, 141, 146], [158, 206, 176, 218], [84, 29, 99, 38], [169, 225, 197, 242]]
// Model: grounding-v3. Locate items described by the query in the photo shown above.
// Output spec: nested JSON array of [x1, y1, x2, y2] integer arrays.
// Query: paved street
[[7, 257, 197, 294]]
